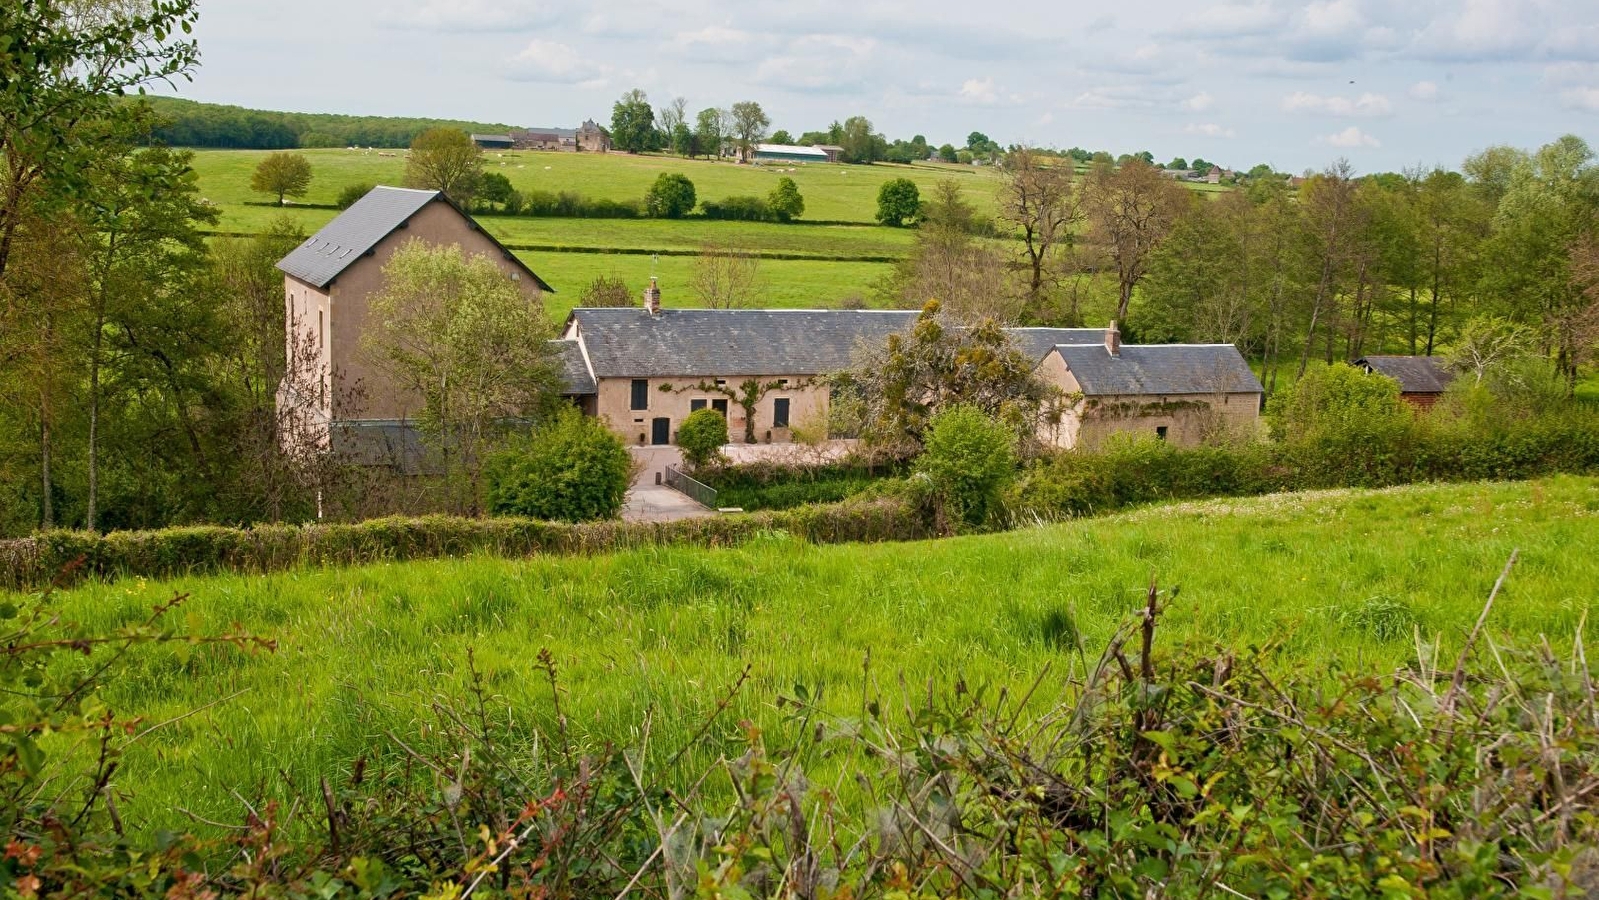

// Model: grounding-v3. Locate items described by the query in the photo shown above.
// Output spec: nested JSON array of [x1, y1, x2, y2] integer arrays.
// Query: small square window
[[690, 399, 707, 412], [1155, 426, 1169, 441]]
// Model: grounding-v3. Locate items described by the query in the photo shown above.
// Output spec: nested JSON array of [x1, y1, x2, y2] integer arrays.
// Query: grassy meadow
[[30, 475, 1599, 835]]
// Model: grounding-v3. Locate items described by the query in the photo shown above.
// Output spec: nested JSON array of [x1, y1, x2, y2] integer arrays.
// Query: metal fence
[[664, 466, 718, 509]]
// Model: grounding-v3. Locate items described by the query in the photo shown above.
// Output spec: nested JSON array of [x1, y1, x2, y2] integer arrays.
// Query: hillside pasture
[[29, 476, 1599, 835]]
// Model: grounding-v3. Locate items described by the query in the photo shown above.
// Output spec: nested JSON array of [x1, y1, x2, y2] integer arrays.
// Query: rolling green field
[[31, 476, 1599, 834]]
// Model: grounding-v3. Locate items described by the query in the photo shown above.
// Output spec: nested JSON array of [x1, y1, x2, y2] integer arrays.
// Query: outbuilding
[[1354, 356, 1455, 409], [752, 143, 830, 164]]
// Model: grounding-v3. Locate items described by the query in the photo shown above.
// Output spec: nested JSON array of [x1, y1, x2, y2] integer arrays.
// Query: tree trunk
[[1117, 279, 1133, 323], [87, 306, 104, 532], [39, 382, 53, 529], [1407, 286, 1418, 355]]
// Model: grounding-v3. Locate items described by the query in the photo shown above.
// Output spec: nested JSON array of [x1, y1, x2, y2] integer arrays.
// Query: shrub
[[875, 177, 920, 226], [645, 172, 697, 218], [700, 196, 772, 221], [1265, 362, 1407, 442], [916, 405, 1017, 531], [768, 176, 805, 222], [677, 408, 729, 470], [579, 274, 635, 307], [487, 408, 633, 522], [520, 189, 643, 218], [335, 182, 374, 209]]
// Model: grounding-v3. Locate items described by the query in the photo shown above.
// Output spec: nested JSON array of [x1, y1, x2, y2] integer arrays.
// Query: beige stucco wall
[[592, 375, 828, 447], [289, 199, 543, 423], [1075, 392, 1261, 449]]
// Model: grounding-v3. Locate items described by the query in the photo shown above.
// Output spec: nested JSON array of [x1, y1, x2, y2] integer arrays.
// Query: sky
[[165, 0, 1599, 174]]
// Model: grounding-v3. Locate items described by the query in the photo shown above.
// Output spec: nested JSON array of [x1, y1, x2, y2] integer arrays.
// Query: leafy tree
[[475, 171, 515, 209], [882, 180, 1016, 321], [677, 408, 729, 470], [335, 182, 375, 209], [670, 122, 694, 158], [1084, 157, 1194, 322], [967, 132, 990, 151], [915, 404, 1016, 531], [250, 151, 312, 205], [730, 101, 770, 162], [610, 89, 658, 154], [767, 177, 805, 222], [364, 241, 560, 514], [956, 150, 975, 165], [1191, 157, 1213, 174], [657, 96, 688, 153], [694, 107, 727, 159], [770, 129, 794, 145], [487, 407, 632, 522], [579, 274, 636, 307], [1167, 157, 1189, 170], [404, 127, 482, 203], [841, 115, 884, 163], [999, 148, 1082, 309], [938, 143, 958, 163], [1447, 316, 1536, 384], [645, 173, 697, 218], [1265, 363, 1406, 443], [876, 178, 921, 226]]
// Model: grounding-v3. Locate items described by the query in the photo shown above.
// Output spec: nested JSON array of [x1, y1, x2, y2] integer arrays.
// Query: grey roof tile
[[276, 185, 555, 293], [1355, 356, 1454, 394], [1009, 327, 1105, 362], [568, 308, 922, 378], [550, 339, 596, 394], [1054, 343, 1263, 396]]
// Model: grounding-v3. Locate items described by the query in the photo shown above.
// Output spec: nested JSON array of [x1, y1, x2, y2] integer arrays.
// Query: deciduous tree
[[610, 89, 657, 154], [249, 151, 312, 205], [404, 127, 481, 204], [690, 243, 762, 308], [694, 107, 727, 160], [767, 177, 805, 222], [876, 178, 920, 227], [645, 173, 696, 218], [1083, 157, 1193, 324], [730, 101, 770, 163], [999, 148, 1082, 309]]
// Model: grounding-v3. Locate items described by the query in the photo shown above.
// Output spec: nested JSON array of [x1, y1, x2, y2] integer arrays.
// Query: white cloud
[[1183, 91, 1215, 111], [1282, 91, 1393, 116], [399, 0, 560, 31], [752, 34, 878, 93], [1174, 2, 1285, 38], [1409, 80, 1439, 100], [1184, 122, 1237, 138], [674, 25, 754, 48], [503, 40, 612, 88], [1321, 126, 1381, 148], [960, 77, 999, 103], [1561, 87, 1599, 113], [1411, 0, 1543, 61]]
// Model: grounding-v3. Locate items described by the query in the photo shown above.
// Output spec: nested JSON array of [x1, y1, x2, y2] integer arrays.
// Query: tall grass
[[31, 476, 1599, 836]]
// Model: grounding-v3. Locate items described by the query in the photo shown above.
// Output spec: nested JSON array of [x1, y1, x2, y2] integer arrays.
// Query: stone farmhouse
[[277, 187, 1262, 462]]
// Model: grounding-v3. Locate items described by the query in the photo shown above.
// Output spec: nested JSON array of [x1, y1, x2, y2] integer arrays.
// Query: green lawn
[[31, 476, 1599, 835]]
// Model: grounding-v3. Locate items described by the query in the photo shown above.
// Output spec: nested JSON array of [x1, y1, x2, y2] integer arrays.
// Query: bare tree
[[658, 97, 687, 140], [999, 148, 1082, 309], [691, 244, 762, 308], [1295, 160, 1366, 378], [885, 180, 1024, 322], [1083, 157, 1193, 322]]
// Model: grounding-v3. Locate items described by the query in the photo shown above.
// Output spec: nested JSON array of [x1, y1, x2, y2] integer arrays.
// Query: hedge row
[[0, 498, 929, 592], [1008, 412, 1599, 519], [703, 459, 905, 511]]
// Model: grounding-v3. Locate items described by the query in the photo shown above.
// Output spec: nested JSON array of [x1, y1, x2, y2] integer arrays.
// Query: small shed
[[471, 133, 514, 150], [753, 143, 830, 164], [1354, 356, 1455, 409], [814, 144, 845, 163]]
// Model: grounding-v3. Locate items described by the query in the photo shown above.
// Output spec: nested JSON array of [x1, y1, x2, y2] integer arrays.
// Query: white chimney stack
[[1106, 320, 1121, 357], [644, 276, 661, 316]]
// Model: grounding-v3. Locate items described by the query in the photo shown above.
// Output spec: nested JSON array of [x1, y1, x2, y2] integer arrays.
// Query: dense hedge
[[0, 499, 929, 591], [1008, 410, 1599, 519], [703, 459, 902, 511]]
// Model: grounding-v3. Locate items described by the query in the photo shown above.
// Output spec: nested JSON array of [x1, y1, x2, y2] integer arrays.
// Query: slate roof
[[1355, 356, 1454, 394], [1009, 327, 1105, 362], [567, 308, 921, 378], [276, 186, 554, 293], [1052, 343, 1263, 396], [550, 340, 596, 394]]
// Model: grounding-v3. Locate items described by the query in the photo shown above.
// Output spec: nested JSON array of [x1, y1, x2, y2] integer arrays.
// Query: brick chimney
[[1105, 320, 1121, 357], [643, 276, 661, 316]]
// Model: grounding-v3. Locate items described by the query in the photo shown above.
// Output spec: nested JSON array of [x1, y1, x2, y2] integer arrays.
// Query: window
[[690, 399, 707, 412], [630, 379, 649, 410], [1155, 425, 1169, 441], [712, 399, 729, 417], [773, 398, 791, 428]]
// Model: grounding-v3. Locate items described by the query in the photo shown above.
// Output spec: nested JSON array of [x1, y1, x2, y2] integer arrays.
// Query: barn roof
[[276, 186, 553, 293], [550, 340, 596, 394], [1009, 327, 1105, 362], [1354, 356, 1454, 394], [1051, 343, 1263, 396]]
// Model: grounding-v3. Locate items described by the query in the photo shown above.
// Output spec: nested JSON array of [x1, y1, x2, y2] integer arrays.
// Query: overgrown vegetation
[[486, 407, 633, 522]]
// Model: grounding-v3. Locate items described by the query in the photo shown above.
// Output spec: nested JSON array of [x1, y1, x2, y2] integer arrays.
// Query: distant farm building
[[753, 144, 830, 164], [510, 128, 576, 151], [1355, 356, 1455, 409], [814, 144, 845, 163], [471, 133, 514, 150], [576, 119, 610, 153]]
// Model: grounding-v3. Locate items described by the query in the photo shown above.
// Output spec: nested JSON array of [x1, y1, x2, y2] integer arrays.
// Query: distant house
[[511, 128, 577, 151], [1161, 168, 1196, 180], [471, 133, 514, 150], [753, 143, 830, 164], [1206, 166, 1222, 184], [576, 119, 610, 153], [814, 144, 845, 163], [1355, 356, 1455, 409], [275, 186, 556, 457], [1034, 324, 1263, 449]]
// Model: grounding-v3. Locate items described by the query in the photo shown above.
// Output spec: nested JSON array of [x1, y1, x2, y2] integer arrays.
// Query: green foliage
[[875, 177, 920, 226], [915, 405, 1017, 530], [769, 128, 793, 145], [767, 176, 805, 222], [609, 88, 658, 154], [677, 408, 729, 470], [518, 189, 642, 218], [1266, 362, 1408, 442], [144, 96, 515, 149], [937, 143, 958, 163], [702, 460, 898, 511], [474, 170, 515, 208], [644, 172, 697, 218], [403, 126, 481, 203], [334, 181, 374, 209], [248, 151, 312, 204], [578, 274, 635, 307], [698, 195, 771, 221], [486, 408, 632, 522]]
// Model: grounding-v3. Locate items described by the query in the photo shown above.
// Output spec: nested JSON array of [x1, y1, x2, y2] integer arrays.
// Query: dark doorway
[[651, 417, 671, 445], [712, 398, 729, 417]]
